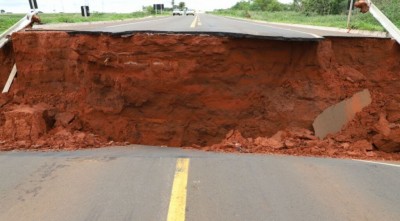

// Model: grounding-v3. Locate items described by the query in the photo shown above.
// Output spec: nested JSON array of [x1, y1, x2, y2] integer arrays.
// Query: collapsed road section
[[0, 30, 400, 160]]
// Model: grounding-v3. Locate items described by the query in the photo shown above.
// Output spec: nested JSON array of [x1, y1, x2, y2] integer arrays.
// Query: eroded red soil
[[1, 31, 400, 160], [0, 42, 15, 88]]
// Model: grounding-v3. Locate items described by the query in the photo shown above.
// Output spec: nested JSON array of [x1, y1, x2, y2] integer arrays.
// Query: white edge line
[[214, 14, 323, 39], [354, 159, 400, 168], [106, 17, 172, 28]]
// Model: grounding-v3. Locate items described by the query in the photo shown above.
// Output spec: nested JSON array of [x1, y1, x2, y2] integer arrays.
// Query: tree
[[229, 0, 283, 11], [178, 2, 186, 10], [292, 0, 302, 11], [0, 9, 5, 14], [145, 5, 155, 14], [251, 0, 284, 11], [230, 0, 286, 12], [302, 0, 347, 15], [232, 1, 251, 10]]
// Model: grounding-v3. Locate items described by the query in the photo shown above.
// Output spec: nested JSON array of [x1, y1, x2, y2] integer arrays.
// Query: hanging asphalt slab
[[32, 14, 390, 41], [31, 14, 328, 41]]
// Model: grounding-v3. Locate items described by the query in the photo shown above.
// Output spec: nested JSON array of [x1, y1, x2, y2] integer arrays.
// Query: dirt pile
[[0, 103, 114, 150], [1, 31, 399, 159]]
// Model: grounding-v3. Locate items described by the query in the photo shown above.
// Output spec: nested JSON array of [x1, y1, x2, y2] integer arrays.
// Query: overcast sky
[[0, 0, 293, 13]]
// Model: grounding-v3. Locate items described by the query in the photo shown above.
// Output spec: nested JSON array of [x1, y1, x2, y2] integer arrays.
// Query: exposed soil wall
[[0, 42, 15, 89], [1, 31, 400, 159]]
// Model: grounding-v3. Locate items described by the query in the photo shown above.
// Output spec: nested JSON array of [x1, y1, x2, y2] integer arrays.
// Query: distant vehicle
[[186, 9, 195, 16], [172, 9, 183, 16]]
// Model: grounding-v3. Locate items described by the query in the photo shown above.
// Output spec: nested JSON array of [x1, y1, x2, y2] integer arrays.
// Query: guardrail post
[[29, 0, 38, 10], [347, 0, 355, 30]]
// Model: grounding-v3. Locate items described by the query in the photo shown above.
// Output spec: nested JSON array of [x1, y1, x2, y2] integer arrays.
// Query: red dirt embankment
[[1, 31, 400, 160], [0, 42, 15, 88]]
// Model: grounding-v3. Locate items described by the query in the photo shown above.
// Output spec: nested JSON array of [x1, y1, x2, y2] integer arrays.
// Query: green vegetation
[[0, 14, 23, 33], [40, 12, 153, 24], [0, 11, 165, 33], [212, 0, 400, 31], [232, 0, 285, 11], [212, 10, 384, 31], [178, 2, 186, 10]]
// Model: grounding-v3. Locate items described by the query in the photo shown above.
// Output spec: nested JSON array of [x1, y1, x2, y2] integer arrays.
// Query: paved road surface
[[0, 146, 399, 221], [12, 13, 398, 221], [34, 14, 385, 41]]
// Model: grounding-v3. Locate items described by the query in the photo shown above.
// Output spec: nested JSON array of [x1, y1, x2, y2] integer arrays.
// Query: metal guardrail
[[0, 10, 39, 48], [367, 1, 400, 44], [2, 64, 17, 93]]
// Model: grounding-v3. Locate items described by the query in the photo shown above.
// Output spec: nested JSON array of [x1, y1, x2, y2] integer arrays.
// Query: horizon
[[0, 0, 293, 13]]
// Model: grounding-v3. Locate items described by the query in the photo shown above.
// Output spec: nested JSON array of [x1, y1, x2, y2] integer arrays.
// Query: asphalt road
[[0, 146, 399, 221], [10, 13, 398, 221], [34, 14, 385, 41]]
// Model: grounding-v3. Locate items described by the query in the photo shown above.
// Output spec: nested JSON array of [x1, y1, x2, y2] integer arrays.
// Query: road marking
[[190, 15, 198, 28], [167, 158, 190, 221], [354, 159, 400, 168], [198, 17, 202, 26], [238, 18, 322, 38], [106, 17, 172, 28], [214, 14, 323, 39]]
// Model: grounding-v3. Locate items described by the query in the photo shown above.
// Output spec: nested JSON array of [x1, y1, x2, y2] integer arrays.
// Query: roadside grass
[[39, 12, 153, 24], [211, 10, 393, 31], [0, 12, 166, 33], [0, 14, 23, 33]]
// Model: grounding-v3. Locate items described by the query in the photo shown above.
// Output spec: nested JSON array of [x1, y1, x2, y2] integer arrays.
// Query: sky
[[0, 0, 293, 13]]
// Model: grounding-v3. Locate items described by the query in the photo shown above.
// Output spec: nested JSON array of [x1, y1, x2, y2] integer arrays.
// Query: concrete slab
[[313, 89, 372, 139]]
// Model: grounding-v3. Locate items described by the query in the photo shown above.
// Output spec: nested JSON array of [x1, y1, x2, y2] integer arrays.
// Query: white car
[[172, 9, 183, 16], [186, 9, 195, 16]]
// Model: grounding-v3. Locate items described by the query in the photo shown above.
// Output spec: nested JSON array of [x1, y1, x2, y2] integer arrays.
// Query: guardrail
[[0, 10, 39, 48], [368, 2, 400, 44], [1, 10, 39, 93]]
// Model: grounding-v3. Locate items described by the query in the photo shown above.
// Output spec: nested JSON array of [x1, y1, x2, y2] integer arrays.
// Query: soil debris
[[0, 31, 399, 160]]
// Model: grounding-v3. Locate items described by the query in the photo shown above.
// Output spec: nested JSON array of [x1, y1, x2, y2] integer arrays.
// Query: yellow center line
[[190, 15, 198, 28], [167, 158, 190, 221]]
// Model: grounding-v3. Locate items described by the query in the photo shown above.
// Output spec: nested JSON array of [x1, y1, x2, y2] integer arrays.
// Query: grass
[[0, 11, 166, 33], [0, 14, 23, 33], [211, 10, 399, 31], [3, 9, 399, 33]]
